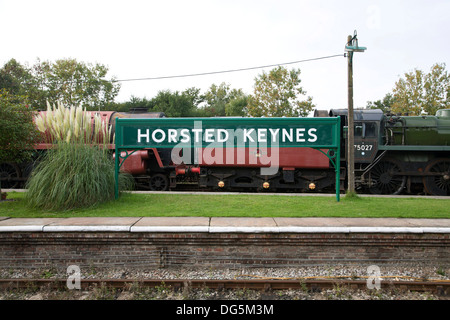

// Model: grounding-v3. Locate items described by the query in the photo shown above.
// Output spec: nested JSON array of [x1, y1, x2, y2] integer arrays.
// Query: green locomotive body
[[385, 110, 450, 146], [331, 108, 450, 196]]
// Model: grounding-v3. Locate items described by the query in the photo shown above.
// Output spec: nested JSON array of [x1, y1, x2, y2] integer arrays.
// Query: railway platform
[[2, 189, 449, 233], [0, 216, 449, 233], [0, 215, 449, 269], [1, 190, 449, 269]]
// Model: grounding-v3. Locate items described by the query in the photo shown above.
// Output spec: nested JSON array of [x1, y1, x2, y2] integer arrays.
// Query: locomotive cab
[[328, 109, 383, 164]]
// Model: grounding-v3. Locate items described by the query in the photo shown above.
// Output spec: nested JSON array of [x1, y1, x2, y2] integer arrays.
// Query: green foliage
[[25, 143, 133, 211], [0, 90, 41, 164], [105, 85, 250, 118], [112, 88, 205, 117], [366, 93, 396, 114], [0, 58, 120, 110], [103, 96, 154, 112], [42, 58, 121, 110], [200, 83, 247, 117], [183, 87, 205, 107], [150, 89, 197, 117], [225, 94, 248, 116], [112, 86, 247, 118], [391, 63, 449, 115], [0, 59, 37, 102], [201, 83, 230, 116], [248, 66, 315, 117]]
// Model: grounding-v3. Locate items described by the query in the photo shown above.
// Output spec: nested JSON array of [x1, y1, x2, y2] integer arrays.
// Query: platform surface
[[1, 190, 449, 233], [0, 216, 449, 233]]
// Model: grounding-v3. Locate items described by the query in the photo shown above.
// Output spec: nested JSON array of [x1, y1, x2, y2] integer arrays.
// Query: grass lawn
[[0, 191, 449, 219]]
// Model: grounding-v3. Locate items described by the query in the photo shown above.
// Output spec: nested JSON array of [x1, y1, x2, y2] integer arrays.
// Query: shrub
[[25, 143, 133, 210], [0, 90, 41, 193], [25, 102, 132, 211]]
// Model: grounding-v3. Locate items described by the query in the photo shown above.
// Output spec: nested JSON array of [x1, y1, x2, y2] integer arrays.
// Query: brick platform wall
[[0, 232, 448, 269]]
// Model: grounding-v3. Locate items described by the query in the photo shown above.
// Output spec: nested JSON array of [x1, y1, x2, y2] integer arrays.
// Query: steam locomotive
[[2, 108, 450, 196], [325, 108, 450, 196]]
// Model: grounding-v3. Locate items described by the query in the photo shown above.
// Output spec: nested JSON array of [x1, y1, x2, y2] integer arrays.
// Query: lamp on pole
[[345, 30, 366, 194]]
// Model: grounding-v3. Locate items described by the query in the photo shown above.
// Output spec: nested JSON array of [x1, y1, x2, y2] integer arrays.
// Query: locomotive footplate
[[197, 167, 337, 193]]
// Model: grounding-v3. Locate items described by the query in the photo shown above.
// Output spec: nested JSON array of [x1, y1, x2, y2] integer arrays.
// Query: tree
[[247, 66, 314, 117], [151, 90, 197, 117], [391, 63, 449, 115], [366, 93, 396, 114], [0, 58, 121, 110], [109, 96, 154, 112], [0, 59, 31, 96], [201, 83, 246, 117], [0, 59, 43, 106], [36, 58, 121, 110], [0, 90, 41, 195], [183, 87, 204, 108], [225, 94, 248, 116], [0, 90, 40, 163]]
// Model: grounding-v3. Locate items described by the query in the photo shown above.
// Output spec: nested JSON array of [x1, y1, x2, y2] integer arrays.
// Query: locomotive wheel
[[423, 158, 450, 196], [0, 163, 21, 189], [149, 173, 169, 191], [368, 159, 406, 195]]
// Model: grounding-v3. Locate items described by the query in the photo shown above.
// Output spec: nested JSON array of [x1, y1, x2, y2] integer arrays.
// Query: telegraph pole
[[345, 31, 366, 194], [347, 35, 355, 193]]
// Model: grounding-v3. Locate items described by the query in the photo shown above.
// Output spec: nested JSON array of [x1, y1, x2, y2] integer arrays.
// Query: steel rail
[[0, 278, 448, 295]]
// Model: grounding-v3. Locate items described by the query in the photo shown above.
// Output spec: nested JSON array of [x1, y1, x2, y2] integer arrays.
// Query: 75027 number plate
[[354, 144, 373, 151]]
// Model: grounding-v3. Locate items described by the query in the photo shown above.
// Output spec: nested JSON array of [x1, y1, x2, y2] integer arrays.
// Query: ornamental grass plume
[[26, 102, 133, 211], [34, 102, 112, 145]]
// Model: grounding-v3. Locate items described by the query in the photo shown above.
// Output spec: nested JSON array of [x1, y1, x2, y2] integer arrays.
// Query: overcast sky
[[1, 0, 449, 111]]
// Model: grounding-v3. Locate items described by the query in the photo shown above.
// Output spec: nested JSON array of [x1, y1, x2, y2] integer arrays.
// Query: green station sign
[[114, 116, 341, 201], [116, 117, 340, 148]]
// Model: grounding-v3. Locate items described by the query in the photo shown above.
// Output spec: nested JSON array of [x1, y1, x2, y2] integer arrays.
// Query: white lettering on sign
[[152, 129, 165, 143], [137, 129, 149, 143], [308, 128, 318, 142], [137, 127, 320, 145]]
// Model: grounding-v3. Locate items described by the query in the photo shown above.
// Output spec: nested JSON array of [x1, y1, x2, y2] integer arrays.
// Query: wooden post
[[347, 35, 355, 194]]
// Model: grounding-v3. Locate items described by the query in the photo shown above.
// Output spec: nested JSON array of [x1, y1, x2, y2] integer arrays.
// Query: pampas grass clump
[[25, 143, 133, 210], [26, 102, 132, 211], [34, 101, 114, 145]]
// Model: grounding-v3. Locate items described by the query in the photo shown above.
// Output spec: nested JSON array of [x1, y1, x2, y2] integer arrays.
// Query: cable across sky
[[115, 54, 344, 82]]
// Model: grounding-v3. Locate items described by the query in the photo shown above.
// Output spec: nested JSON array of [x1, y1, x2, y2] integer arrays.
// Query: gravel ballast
[[0, 263, 448, 300]]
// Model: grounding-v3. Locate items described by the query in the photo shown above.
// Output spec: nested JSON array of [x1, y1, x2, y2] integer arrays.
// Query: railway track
[[1, 278, 449, 296]]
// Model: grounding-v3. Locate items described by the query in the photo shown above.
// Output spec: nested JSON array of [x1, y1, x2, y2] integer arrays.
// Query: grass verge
[[1, 191, 449, 219]]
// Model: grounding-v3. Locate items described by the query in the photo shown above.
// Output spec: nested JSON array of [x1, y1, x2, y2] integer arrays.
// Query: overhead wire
[[114, 54, 345, 82]]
